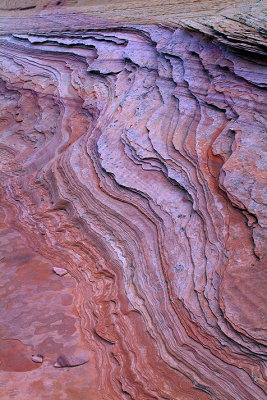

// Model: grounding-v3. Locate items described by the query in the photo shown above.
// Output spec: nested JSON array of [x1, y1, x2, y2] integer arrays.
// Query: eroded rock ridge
[[0, 13, 266, 400]]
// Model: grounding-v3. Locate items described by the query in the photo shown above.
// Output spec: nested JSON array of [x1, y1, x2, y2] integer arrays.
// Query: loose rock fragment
[[54, 355, 88, 368], [32, 354, 43, 363], [52, 267, 68, 276]]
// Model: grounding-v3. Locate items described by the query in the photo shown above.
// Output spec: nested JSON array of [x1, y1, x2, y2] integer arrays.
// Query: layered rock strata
[[0, 9, 266, 400], [0, 0, 266, 54]]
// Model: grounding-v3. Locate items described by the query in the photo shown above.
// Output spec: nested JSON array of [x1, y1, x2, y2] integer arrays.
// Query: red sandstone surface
[[0, 1, 266, 399]]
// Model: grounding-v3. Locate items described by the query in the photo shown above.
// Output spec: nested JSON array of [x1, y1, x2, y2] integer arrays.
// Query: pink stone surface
[[0, 5, 266, 400]]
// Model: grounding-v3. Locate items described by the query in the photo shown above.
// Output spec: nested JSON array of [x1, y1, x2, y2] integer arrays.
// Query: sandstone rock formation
[[0, 1, 266, 399]]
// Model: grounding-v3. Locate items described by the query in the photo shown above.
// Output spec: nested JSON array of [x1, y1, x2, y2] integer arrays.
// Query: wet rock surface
[[0, 2, 266, 400]]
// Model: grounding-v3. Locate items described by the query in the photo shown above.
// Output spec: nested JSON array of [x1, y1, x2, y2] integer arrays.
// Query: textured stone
[[0, 2, 266, 400], [0, 0, 266, 54]]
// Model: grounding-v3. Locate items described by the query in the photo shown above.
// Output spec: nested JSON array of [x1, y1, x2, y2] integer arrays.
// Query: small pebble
[[52, 267, 68, 276], [32, 354, 43, 363]]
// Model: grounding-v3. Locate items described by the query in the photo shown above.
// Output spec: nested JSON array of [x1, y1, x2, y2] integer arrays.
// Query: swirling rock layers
[[0, 11, 266, 400]]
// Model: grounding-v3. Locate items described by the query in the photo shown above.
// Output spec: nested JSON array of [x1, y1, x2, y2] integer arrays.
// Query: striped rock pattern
[[0, 13, 266, 400]]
